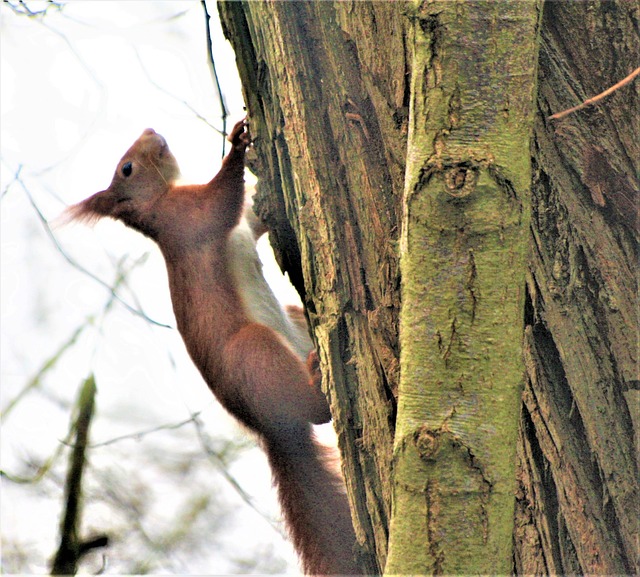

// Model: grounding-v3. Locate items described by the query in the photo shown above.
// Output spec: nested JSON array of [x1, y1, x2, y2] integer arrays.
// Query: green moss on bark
[[387, 1, 541, 574]]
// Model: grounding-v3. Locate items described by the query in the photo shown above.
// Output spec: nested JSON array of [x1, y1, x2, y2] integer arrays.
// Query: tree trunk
[[218, 3, 407, 571], [217, 0, 638, 574]]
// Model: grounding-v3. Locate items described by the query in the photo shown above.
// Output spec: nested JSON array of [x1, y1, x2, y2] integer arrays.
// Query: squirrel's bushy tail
[[263, 423, 360, 576]]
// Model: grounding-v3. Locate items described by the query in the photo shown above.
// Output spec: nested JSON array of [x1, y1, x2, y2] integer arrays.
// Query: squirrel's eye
[[122, 162, 133, 177]]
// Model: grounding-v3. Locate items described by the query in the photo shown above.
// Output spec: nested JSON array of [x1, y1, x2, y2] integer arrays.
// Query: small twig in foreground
[[548, 66, 640, 120], [51, 375, 109, 575]]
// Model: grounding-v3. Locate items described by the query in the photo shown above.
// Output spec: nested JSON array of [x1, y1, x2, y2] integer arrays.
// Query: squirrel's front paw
[[228, 119, 251, 151]]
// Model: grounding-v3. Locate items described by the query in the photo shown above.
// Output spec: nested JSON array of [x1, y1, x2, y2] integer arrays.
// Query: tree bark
[[514, 2, 639, 574], [218, 0, 638, 574], [218, 2, 407, 572], [387, 1, 540, 573]]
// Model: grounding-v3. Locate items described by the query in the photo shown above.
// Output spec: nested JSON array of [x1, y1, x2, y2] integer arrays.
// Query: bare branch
[[1, 164, 23, 199], [201, 0, 228, 156], [84, 412, 203, 449], [549, 66, 640, 120], [2, 249, 152, 422], [5, 0, 64, 18], [1, 325, 87, 419], [51, 375, 109, 575], [1, 433, 71, 484], [132, 48, 223, 136], [191, 414, 287, 538], [16, 174, 171, 328]]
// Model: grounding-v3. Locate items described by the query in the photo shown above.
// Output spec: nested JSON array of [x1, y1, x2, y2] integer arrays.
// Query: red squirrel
[[67, 121, 359, 576]]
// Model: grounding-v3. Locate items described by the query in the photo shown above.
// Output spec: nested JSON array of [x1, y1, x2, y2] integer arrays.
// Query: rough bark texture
[[514, 2, 639, 574], [218, 0, 638, 574]]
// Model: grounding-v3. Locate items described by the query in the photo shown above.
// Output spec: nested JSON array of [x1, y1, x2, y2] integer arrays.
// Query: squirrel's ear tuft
[[58, 190, 117, 227]]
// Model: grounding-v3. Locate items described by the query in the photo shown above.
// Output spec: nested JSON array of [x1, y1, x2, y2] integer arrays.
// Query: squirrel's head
[[66, 129, 180, 237]]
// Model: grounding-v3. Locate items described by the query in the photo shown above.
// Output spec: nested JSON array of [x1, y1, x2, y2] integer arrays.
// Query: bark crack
[[426, 479, 445, 574]]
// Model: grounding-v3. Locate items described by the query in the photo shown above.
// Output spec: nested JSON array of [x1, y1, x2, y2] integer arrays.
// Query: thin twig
[[1, 324, 87, 419], [132, 48, 222, 136], [2, 253, 151, 422], [17, 174, 171, 328], [84, 412, 203, 448], [1, 163, 23, 198], [1, 430, 72, 484], [191, 415, 286, 538], [201, 0, 228, 156], [18, 12, 108, 176], [548, 66, 640, 120], [6, 0, 63, 17]]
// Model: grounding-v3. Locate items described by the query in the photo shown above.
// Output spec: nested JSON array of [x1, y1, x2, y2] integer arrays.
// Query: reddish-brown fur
[[68, 121, 359, 575]]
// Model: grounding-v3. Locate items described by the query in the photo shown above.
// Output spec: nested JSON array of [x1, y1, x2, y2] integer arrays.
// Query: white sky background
[[1, 2, 306, 574]]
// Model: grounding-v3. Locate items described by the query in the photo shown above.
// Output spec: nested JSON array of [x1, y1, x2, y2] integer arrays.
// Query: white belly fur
[[228, 214, 314, 362]]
